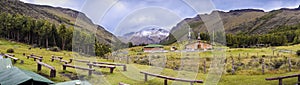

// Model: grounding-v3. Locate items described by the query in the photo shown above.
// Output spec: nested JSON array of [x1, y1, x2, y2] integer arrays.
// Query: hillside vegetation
[[162, 7, 300, 46], [2, 39, 300, 85], [0, 0, 121, 46]]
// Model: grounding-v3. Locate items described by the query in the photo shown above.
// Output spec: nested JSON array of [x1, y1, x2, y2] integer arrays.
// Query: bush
[[6, 48, 14, 53], [297, 50, 300, 56], [49, 46, 60, 52]]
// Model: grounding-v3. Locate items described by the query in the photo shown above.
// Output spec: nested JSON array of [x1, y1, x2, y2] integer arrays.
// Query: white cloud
[[33, 0, 70, 5], [114, 7, 182, 36], [20, 0, 83, 11]]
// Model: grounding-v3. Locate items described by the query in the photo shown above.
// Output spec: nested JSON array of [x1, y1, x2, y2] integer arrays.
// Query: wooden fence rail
[[93, 62, 127, 71], [27, 54, 43, 61], [63, 64, 95, 76], [87, 63, 116, 73], [266, 74, 300, 85], [140, 71, 203, 85], [4, 54, 19, 63], [36, 61, 56, 77], [69, 59, 90, 63]]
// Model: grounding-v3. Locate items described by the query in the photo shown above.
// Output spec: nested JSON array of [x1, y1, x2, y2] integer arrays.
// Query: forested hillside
[[161, 7, 300, 47]]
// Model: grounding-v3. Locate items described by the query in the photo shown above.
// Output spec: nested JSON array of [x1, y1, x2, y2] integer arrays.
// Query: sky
[[20, 0, 300, 36]]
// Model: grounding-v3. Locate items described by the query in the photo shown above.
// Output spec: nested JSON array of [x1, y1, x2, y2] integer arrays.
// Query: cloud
[[20, 0, 84, 11], [114, 7, 182, 36], [212, 0, 300, 12], [99, 0, 198, 34], [19, 0, 300, 35]]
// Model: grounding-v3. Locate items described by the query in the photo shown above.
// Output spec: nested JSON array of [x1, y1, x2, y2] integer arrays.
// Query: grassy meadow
[[1, 39, 300, 85]]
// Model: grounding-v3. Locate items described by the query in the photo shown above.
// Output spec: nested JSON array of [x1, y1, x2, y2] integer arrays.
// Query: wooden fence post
[[63, 65, 66, 70], [144, 74, 148, 81], [278, 79, 282, 85], [203, 60, 206, 74], [123, 65, 127, 71], [238, 53, 241, 62], [37, 63, 42, 71], [288, 58, 291, 72], [50, 70, 56, 77], [126, 56, 129, 64], [231, 56, 235, 75], [51, 55, 54, 62], [262, 58, 265, 75], [298, 75, 300, 85], [164, 79, 168, 85]]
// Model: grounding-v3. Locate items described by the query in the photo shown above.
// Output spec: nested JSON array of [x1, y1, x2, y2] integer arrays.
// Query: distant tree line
[[226, 24, 300, 48], [0, 13, 111, 57], [160, 24, 300, 48]]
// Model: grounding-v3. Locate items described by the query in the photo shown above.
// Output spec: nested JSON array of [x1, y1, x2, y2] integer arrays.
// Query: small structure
[[185, 41, 212, 51], [143, 44, 165, 53], [0, 59, 54, 85]]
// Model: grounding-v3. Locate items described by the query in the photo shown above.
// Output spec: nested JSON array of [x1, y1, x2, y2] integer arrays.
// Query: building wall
[[144, 47, 164, 52]]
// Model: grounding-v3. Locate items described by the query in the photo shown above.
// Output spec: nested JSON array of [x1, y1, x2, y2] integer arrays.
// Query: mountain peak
[[120, 26, 169, 45]]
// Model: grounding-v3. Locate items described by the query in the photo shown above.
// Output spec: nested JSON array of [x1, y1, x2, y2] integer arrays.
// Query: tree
[[58, 24, 67, 50], [50, 24, 58, 46], [128, 42, 133, 48], [95, 42, 111, 57], [41, 21, 51, 48]]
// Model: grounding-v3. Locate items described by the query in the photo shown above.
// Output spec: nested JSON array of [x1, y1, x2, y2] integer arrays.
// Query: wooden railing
[[27, 54, 43, 61], [62, 64, 95, 76], [87, 63, 116, 73], [51, 55, 69, 64], [266, 74, 300, 85], [140, 71, 203, 85], [4, 54, 19, 63], [36, 61, 56, 77], [69, 58, 90, 63], [93, 62, 127, 71]]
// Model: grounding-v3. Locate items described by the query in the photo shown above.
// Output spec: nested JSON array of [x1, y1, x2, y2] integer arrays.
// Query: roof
[[144, 44, 163, 48], [0, 58, 13, 72], [0, 67, 32, 85], [0, 58, 54, 85]]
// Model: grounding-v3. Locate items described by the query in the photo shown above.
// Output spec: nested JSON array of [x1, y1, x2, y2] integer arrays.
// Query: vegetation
[[0, 13, 111, 57], [1, 36, 300, 85], [6, 48, 14, 53]]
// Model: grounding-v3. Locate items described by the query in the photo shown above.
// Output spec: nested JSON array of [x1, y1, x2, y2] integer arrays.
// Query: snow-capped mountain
[[120, 27, 170, 45]]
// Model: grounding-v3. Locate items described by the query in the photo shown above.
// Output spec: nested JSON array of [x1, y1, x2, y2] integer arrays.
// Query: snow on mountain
[[120, 27, 170, 45]]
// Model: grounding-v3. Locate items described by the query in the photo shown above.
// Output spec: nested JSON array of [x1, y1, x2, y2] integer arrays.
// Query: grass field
[[1, 39, 300, 85]]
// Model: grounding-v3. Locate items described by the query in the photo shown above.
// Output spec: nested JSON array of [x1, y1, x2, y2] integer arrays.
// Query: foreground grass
[[0, 39, 299, 85]]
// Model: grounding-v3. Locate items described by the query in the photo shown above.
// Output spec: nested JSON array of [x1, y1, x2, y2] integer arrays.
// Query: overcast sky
[[20, 0, 300, 35]]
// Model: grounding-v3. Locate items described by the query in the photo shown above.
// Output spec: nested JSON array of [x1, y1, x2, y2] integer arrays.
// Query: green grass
[[1, 39, 300, 85]]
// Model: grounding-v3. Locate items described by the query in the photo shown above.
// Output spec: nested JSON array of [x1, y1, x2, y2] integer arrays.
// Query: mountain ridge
[[162, 6, 300, 44], [0, 0, 120, 45]]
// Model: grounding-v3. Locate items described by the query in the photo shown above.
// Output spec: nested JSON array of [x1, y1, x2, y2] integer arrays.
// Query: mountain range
[[162, 5, 300, 44], [119, 27, 169, 45], [3, 0, 300, 46]]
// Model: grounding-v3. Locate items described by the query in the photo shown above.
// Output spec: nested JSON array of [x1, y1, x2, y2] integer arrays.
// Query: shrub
[[6, 48, 14, 53], [49, 46, 60, 52], [296, 50, 300, 56]]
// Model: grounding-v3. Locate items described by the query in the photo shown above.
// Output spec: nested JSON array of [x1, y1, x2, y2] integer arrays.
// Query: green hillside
[[2, 38, 300, 85]]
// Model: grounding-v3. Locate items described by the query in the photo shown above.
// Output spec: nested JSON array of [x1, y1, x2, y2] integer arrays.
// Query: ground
[[0, 39, 299, 85]]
